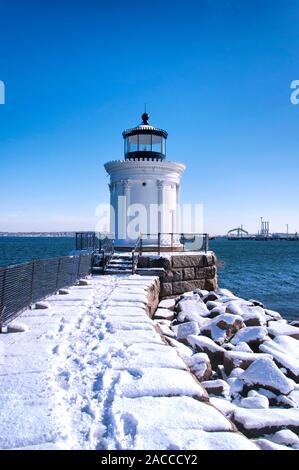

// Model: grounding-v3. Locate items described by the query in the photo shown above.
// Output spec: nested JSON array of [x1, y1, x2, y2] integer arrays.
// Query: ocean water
[[0, 237, 75, 267], [0, 236, 298, 320], [210, 238, 299, 321]]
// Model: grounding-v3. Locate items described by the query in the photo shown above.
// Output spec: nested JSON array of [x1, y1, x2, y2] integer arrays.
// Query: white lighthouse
[[104, 113, 185, 248]]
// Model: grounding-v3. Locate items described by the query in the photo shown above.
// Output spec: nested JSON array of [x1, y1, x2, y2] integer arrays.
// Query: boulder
[[231, 326, 269, 349], [205, 300, 223, 311], [202, 292, 219, 303], [35, 301, 51, 309], [265, 309, 282, 321], [267, 322, 299, 340], [176, 299, 210, 322], [229, 367, 245, 378], [270, 429, 299, 448], [260, 336, 299, 382], [187, 335, 225, 368], [242, 307, 267, 327], [187, 353, 212, 382], [164, 337, 193, 359], [223, 350, 272, 375], [193, 288, 208, 297], [58, 288, 70, 295], [155, 322, 176, 338], [158, 298, 176, 310], [229, 377, 244, 398], [225, 301, 247, 316], [240, 394, 269, 409], [232, 407, 299, 437], [78, 279, 90, 286], [234, 342, 253, 353], [202, 379, 230, 398], [240, 357, 294, 396], [154, 308, 174, 321], [200, 313, 244, 345], [248, 299, 264, 308], [172, 321, 200, 343]]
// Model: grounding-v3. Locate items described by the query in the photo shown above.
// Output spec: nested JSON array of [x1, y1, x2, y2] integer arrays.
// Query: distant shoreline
[[0, 232, 76, 237]]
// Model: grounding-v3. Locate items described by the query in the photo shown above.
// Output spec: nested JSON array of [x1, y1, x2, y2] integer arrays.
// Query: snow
[[233, 408, 299, 435], [187, 335, 225, 354], [116, 367, 207, 400], [231, 326, 269, 345], [209, 397, 237, 418], [269, 429, 299, 448], [158, 298, 175, 310], [239, 395, 269, 409], [254, 438, 292, 451], [259, 336, 299, 380], [154, 308, 174, 320], [1, 274, 256, 451], [267, 322, 299, 339], [240, 358, 294, 395]]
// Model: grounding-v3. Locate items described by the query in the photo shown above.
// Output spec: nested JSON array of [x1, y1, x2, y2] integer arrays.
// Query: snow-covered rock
[[158, 298, 176, 310], [224, 350, 272, 374], [176, 299, 210, 322], [153, 308, 174, 321], [254, 438, 292, 450], [241, 306, 267, 327], [260, 335, 299, 381], [164, 337, 193, 359], [202, 379, 230, 398], [232, 407, 299, 437], [265, 309, 282, 321], [200, 313, 244, 345], [34, 301, 51, 310], [269, 429, 299, 448], [155, 322, 176, 338], [187, 335, 225, 367], [58, 288, 70, 295], [187, 353, 212, 382], [267, 322, 299, 340], [172, 321, 200, 342], [240, 358, 294, 396], [231, 326, 269, 348], [234, 342, 253, 353], [239, 395, 269, 409]]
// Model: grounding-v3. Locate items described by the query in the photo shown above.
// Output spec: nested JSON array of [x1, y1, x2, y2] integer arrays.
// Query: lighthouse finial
[[141, 109, 149, 124]]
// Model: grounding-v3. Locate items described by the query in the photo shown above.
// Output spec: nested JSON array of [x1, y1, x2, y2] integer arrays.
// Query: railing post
[[171, 233, 174, 252], [56, 257, 61, 291], [204, 234, 209, 253], [0, 267, 7, 333], [158, 233, 161, 256], [77, 254, 82, 279], [30, 261, 35, 305]]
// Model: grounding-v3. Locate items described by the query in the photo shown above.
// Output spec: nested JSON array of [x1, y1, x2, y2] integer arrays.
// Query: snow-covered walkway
[[0, 275, 257, 450]]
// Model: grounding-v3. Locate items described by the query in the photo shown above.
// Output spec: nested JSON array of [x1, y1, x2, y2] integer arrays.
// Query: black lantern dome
[[122, 113, 168, 161]]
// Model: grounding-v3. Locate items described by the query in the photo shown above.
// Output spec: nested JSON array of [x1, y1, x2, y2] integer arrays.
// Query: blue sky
[[0, 0, 298, 234]]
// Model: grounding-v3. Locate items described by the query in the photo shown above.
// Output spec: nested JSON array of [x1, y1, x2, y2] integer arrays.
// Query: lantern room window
[[123, 113, 168, 160]]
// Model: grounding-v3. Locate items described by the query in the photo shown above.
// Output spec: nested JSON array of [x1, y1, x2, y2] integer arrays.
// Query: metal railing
[[75, 232, 99, 251], [131, 236, 143, 274], [0, 253, 92, 331], [140, 233, 209, 255]]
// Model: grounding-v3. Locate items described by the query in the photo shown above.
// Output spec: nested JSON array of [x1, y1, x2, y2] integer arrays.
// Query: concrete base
[[137, 252, 218, 298]]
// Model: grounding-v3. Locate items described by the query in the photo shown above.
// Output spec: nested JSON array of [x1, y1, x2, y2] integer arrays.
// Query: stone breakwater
[[153, 287, 299, 450], [0, 274, 257, 450]]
